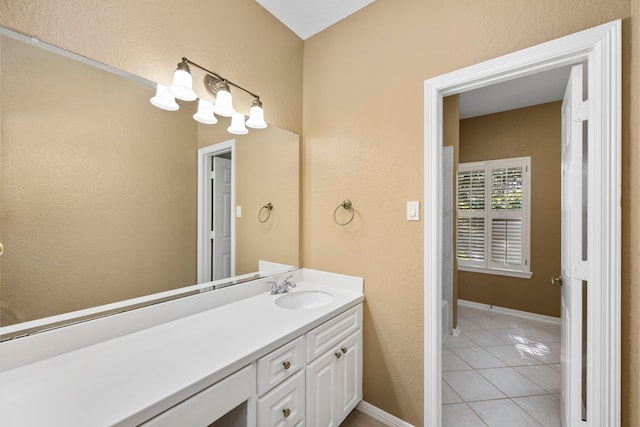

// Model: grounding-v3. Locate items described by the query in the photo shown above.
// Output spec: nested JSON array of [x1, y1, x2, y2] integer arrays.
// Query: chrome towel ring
[[259, 202, 273, 223], [334, 200, 355, 225]]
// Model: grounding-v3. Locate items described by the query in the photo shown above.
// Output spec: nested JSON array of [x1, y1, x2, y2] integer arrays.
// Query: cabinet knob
[[334, 352, 342, 359], [341, 347, 348, 354], [283, 408, 291, 418], [283, 361, 291, 370]]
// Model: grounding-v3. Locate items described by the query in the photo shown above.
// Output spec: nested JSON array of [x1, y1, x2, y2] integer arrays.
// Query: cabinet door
[[306, 349, 339, 427], [337, 331, 362, 424], [257, 370, 305, 427]]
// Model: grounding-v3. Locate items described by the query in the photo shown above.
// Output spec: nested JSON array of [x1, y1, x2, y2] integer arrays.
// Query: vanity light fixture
[[193, 100, 217, 124], [169, 60, 197, 101], [151, 57, 267, 133], [228, 112, 249, 135], [149, 84, 179, 111], [246, 98, 268, 129]]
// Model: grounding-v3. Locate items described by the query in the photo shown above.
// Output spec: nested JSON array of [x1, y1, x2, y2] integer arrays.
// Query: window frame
[[456, 156, 532, 279]]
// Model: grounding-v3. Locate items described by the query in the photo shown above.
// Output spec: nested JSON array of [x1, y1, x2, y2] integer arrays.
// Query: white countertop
[[0, 270, 364, 426]]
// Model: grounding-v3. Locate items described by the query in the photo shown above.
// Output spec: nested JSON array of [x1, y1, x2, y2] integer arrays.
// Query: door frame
[[197, 139, 236, 283], [423, 20, 621, 427]]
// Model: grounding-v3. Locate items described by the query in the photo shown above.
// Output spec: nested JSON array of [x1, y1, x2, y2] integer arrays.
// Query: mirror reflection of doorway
[[210, 155, 233, 281], [197, 141, 236, 283]]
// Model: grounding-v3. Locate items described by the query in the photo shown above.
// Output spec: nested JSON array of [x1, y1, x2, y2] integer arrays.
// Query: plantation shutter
[[457, 169, 486, 268], [456, 158, 530, 275], [488, 164, 526, 270], [458, 217, 486, 263], [490, 218, 523, 267]]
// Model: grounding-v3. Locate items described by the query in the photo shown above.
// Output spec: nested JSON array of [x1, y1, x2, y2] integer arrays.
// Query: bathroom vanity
[[0, 269, 363, 426]]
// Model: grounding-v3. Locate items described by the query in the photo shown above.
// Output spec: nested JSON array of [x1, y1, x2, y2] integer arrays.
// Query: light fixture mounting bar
[[182, 57, 260, 100]]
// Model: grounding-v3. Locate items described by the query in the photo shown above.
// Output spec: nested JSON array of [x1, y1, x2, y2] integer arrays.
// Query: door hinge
[[209, 230, 215, 240], [209, 171, 215, 180], [572, 261, 589, 281], [574, 100, 589, 122]]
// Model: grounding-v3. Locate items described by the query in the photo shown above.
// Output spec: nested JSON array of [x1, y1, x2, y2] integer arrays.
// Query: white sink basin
[[275, 290, 334, 310]]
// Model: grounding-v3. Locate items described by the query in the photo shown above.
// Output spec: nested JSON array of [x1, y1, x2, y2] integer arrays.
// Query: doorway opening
[[197, 140, 236, 283], [424, 21, 621, 427], [441, 94, 565, 425]]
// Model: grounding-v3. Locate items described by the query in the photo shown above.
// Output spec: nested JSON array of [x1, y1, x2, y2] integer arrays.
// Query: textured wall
[[458, 102, 562, 318], [302, 0, 632, 424]]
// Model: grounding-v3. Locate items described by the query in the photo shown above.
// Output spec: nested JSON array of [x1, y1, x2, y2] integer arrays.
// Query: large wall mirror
[[0, 28, 299, 337]]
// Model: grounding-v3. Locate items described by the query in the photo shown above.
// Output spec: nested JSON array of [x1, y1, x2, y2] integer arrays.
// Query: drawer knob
[[334, 352, 342, 359], [283, 361, 291, 370], [283, 408, 291, 418], [341, 347, 348, 354]]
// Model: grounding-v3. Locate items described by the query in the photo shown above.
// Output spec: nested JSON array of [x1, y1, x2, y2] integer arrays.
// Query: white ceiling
[[459, 66, 573, 119], [256, 0, 376, 40]]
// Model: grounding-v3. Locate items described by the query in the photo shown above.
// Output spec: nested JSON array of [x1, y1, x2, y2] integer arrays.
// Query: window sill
[[458, 266, 533, 279]]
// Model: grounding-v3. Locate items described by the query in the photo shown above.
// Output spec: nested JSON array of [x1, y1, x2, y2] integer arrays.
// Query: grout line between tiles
[[443, 305, 561, 426]]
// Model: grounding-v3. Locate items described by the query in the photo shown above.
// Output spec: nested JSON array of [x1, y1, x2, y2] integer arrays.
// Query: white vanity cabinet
[[305, 305, 363, 427], [141, 305, 362, 427], [0, 269, 365, 427], [257, 336, 306, 426]]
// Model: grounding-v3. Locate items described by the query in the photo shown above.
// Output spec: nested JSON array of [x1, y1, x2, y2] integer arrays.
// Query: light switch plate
[[236, 206, 242, 218], [407, 201, 420, 221]]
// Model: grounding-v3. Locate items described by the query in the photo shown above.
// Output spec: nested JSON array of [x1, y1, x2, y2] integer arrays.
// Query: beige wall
[[302, 0, 632, 424], [458, 102, 562, 318]]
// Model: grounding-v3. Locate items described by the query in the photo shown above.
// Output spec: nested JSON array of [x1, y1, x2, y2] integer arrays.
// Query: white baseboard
[[458, 299, 561, 325], [356, 401, 414, 427]]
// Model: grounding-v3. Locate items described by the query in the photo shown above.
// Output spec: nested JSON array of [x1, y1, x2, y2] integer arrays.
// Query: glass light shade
[[246, 104, 267, 129], [149, 84, 179, 111], [213, 89, 235, 117], [169, 69, 197, 101], [227, 112, 248, 135], [193, 100, 218, 124]]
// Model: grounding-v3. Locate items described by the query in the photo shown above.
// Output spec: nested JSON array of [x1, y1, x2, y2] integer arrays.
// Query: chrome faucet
[[269, 275, 296, 294]]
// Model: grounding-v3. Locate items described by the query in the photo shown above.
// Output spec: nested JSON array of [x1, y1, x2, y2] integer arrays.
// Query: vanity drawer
[[306, 305, 362, 362], [142, 364, 253, 426], [257, 370, 305, 427], [257, 336, 305, 396]]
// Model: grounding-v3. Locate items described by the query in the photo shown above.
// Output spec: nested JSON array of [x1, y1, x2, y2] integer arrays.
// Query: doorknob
[[551, 275, 563, 286]]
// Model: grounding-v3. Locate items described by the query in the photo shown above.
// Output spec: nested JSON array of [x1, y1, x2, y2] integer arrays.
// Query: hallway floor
[[442, 304, 561, 427]]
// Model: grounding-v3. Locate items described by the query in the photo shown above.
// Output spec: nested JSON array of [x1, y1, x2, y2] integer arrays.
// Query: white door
[[560, 63, 588, 427], [212, 157, 232, 280]]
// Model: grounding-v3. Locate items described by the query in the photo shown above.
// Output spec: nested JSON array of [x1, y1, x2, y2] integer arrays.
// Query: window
[[457, 157, 531, 278]]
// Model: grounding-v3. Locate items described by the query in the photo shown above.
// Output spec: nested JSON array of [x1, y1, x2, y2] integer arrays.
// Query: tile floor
[[442, 304, 562, 427]]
